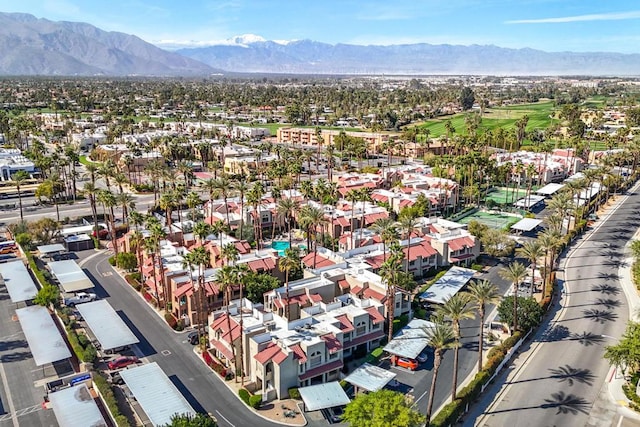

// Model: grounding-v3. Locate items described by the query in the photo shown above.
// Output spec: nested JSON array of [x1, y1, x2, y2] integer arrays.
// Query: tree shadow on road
[[485, 391, 589, 416], [591, 284, 620, 296], [508, 365, 593, 387], [594, 298, 621, 309], [569, 331, 604, 346], [582, 308, 618, 324], [539, 325, 571, 342]]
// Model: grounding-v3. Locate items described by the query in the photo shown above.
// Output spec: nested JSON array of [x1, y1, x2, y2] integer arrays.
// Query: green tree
[[244, 272, 280, 303], [436, 292, 475, 400], [12, 170, 30, 222], [459, 87, 475, 111], [15, 232, 32, 251], [278, 247, 301, 320], [343, 389, 425, 427], [34, 284, 60, 308], [425, 321, 455, 424], [497, 296, 544, 333], [116, 252, 138, 271], [468, 280, 500, 372], [162, 412, 217, 427], [499, 261, 528, 333]]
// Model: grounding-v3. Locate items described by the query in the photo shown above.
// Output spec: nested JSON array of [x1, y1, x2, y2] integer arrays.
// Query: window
[[310, 350, 322, 368], [329, 352, 339, 360], [356, 321, 366, 336]]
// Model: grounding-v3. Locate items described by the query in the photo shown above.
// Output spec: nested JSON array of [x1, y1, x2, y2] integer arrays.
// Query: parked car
[[329, 406, 345, 423], [106, 371, 124, 385], [396, 357, 418, 370], [187, 331, 200, 345], [107, 356, 139, 370], [104, 345, 130, 355], [417, 350, 431, 364], [64, 292, 97, 307]]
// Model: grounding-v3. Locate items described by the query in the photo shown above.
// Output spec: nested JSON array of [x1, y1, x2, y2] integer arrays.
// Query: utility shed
[[16, 306, 71, 366], [419, 266, 476, 305], [384, 318, 435, 360], [48, 383, 107, 427], [344, 363, 396, 392], [48, 260, 94, 292], [0, 260, 38, 302], [76, 300, 139, 351], [119, 362, 196, 426], [298, 382, 351, 411]]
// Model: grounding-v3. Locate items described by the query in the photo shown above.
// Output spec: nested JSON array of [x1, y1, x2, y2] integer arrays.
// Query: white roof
[[384, 318, 435, 360], [36, 244, 66, 254], [76, 300, 139, 350], [510, 218, 543, 232], [16, 306, 71, 366], [419, 266, 476, 305], [513, 195, 546, 208], [49, 384, 107, 427], [49, 260, 94, 292], [344, 363, 396, 392], [298, 382, 351, 411], [536, 183, 565, 196], [0, 260, 38, 302], [119, 362, 196, 426]]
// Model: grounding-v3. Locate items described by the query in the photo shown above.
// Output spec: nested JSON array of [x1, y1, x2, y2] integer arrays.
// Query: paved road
[[470, 185, 640, 427]]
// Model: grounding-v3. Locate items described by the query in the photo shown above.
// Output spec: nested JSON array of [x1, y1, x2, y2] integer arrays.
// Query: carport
[[119, 362, 196, 426], [344, 363, 396, 393], [298, 382, 351, 412], [513, 195, 545, 210], [536, 182, 565, 197], [37, 243, 66, 256], [510, 218, 543, 233], [0, 260, 38, 303], [48, 383, 107, 427], [48, 260, 94, 293], [419, 266, 476, 305], [76, 300, 138, 353], [15, 306, 71, 366], [384, 318, 435, 360]]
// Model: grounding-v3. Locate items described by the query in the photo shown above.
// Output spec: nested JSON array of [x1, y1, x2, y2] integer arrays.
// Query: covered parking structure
[[48, 260, 94, 293], [536, 182, 565, 197], [48, 383, 107, 427], [76, 300, 138, 353], [384, 318, 435, 360], [510, 218, 543, 234], [513, 195, 546, 210], [119, 362, 196, 426], [0, 260, 38, 303], [344, 363, 396, 393], [298, 382, 351, 412], [37, 243, 66, 257], [419, 266, 476, 305], [16, 306, 71, 366]]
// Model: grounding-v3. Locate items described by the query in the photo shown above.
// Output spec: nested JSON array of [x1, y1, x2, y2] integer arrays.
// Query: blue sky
[[1, 0, 640, 53]]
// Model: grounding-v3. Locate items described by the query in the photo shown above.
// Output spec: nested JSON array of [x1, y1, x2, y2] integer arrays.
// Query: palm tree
[[398, 213, 420, 274], [233, 263, 250, 386], [436, 292, 475, 401], [246, 182, 265, 249], [191, 246, 211, 347], [537, 230, 561, 297], [357, 187, 372, 243], [12, 170, 30, 222], [369, 217, 398, 262], [425, 321, 455, 425], [276, 198, 299, 247], [235, 180, 249, 241], [298, 205, 327, 268], [516, 240, 544, 296], [159, 192, 177, 238], [379, 251, 402, 343], [98, 189, 118, 256], [146, 216, 167, 311], [129, 211, 145, 232], [82, 182, 100, 243], [129, 229, 145, 282], [279, 247, 301, 320], [499, 261, 528, 334], [213, 175, 233, 226], [221, 243, 239, 266], [468, 280, 500, 372], [186, 191, 202, 222], [215, 265, 238, 372], [117, 192, 136, 224], [193, 221, 211, 244], [346, 189, 360, 249]]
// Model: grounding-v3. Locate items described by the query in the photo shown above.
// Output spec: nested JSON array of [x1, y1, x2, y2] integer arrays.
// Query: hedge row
[[93, 373, 131, 427], [238, 388, 262, 409], [66, 326, 97, 363], [203, 350, 233, 380]]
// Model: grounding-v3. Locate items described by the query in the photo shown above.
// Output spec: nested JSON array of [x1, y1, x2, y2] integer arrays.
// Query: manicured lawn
[[79, 155, 100, 166], [417, 101, 556, 138]]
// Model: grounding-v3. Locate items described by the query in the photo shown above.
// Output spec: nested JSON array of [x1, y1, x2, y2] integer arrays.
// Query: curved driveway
[[470, 185, 640, 427]]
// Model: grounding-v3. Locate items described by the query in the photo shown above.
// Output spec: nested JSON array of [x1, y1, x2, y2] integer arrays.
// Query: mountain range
[[1, 12, 639, 76]]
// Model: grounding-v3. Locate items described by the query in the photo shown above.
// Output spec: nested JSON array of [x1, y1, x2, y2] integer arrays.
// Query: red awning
[[299, 360, 343, 381], [211, 339, 234, 361]]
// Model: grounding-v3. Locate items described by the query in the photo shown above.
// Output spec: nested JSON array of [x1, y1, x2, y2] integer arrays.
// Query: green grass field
[[484, 187, 529, 205], [458, 210, 521, 230], [417, 101, 556, 138]]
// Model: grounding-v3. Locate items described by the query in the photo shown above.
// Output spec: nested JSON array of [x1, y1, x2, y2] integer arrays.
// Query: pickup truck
[[64, 292, 97, 307]]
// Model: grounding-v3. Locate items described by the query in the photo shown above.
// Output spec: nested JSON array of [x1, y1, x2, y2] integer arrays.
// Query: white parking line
[[0, 360, 18, 426]]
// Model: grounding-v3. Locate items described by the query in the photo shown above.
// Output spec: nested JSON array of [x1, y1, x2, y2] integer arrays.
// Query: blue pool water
[[270, 241, 290, 256]]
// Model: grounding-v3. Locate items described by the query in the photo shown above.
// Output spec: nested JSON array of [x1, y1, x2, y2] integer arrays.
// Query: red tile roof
[[302, 252, 336, 269], [333, 216, 350, 227], [210, 314, 241, 342], [365, 306, 385, 324], [363, 287, 386, 302], [299, 360, 344, 380], [404, 240, 437, 260], [335, 314, 355, 333], [447, 236, 474, 252], [320, 334, 343, 354], [365, 254, 385, 270], [309, 294, 323, 303], [211, 339, 234, 361], [254, 342, 285, 364], [338, 279, 350, 289], [247, 257, 276, 272], [273, 350, 288, 365], [290, 344, 307, 363], [174, 284, 193, 298], [350, 285, 364, 295]]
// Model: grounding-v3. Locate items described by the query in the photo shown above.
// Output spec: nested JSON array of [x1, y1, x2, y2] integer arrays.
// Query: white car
[[64, 292, 97, 307]]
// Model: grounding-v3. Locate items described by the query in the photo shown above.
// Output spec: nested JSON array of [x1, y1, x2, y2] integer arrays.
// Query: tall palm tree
[[193, 221, 211, 245], [398, 213, 420, 274], [191, 246, 211, 347], [233, 263, 250, 386], [159, 192, 177, 238], [425, 321, 455, 425], [537, 229, 561, 297], [298, 205, 327, 268], [147, 216, 168, 311], [246, 182, 265, 249], [129, 229, 145, 281], [98, 189, 118, 256], [129, 211, 145, 232], [215, 265, 238, 372], [276, 198, 299, 247], [213, 175, 233, 226], [235, 180, 249, 241], [357, 187, 372, 243], [117, 192, 136, 224], [345, 189, 360, 249], [517, 240, 544, 296], [369, 217, 398, 262], [12, 170, 30, 222], [278, 247, 301, 320], [221, 242, 239, 266], [499, 261, 528, 334], [467, 280, 500, 372], [379, 251, 402, 343], [186, 191, 202, 222], [436, 292, 475, 401]]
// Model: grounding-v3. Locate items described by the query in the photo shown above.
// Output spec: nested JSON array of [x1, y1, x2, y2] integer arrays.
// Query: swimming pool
[[269, 240, 290, 256]]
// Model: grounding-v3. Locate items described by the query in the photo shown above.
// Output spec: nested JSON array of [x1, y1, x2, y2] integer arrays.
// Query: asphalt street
[[469, 185, 640, 427]]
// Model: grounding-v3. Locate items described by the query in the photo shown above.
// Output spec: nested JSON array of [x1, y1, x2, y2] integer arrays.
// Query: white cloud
[[506, 10, 640, 24]]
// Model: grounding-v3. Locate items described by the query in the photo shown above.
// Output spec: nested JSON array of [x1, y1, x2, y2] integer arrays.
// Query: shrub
[[116, 252, 138, 271], [93, 373, 131, 427], [288, 387, 301, 399], [501, 331, 523, 350], [430, 398, 464, 427], [164, 312, 178, 329], [486, 346, 506, 360], [108, 256, 116, 266], [239, 389, 251, 405], [249, 394, 262, 409]]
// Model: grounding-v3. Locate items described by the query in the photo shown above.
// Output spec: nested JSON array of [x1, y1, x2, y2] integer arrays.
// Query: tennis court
[[458, 210, 522, 230], [484, 187, 528, 205]]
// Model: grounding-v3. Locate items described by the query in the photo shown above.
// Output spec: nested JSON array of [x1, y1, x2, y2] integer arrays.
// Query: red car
[[108, 356, 139, 370]]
